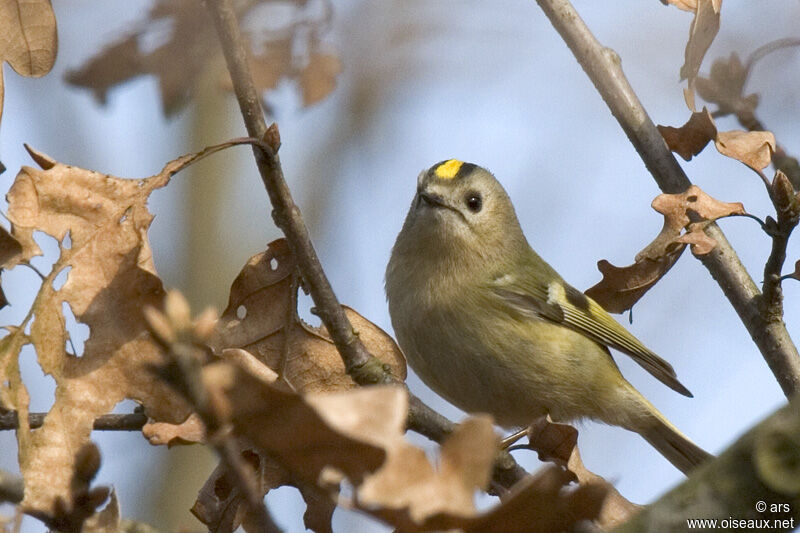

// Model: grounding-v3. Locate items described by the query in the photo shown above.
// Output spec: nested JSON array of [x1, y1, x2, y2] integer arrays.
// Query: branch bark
[[203, 0, 528, 490], [535, 0, 800, 398], [613, 394, 800, 532], [0, 412, 147, 431]]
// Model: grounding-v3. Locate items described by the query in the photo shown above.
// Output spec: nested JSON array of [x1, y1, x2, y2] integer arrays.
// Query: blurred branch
[[203, 0, 529, 491], [613, 394, 800, 532], [535, 0, 800, 398]]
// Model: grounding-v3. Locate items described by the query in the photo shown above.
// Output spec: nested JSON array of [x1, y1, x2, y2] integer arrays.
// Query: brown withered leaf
[[658, 108, 717, 161], [695, 52, 758, 115], [462, 467, 608, 533], [587, 185, 743, 312], [0, 0, 58, 124], [66, 0, 213, 116], [211, 239, 406, 393], [142, 413, 205, 447], [0, 226, 22, 267], [0, 226, 24, 309], [565, 448, 639, 529], [192, 449, 289, 533], [0, 147, 230, 515], [300, 52, 342, 107], [526, 417, 579, 467], [679, 0, 721, 85], [358, 416, 498, 528], [585, 250, 685, 315], [202, 360, 406, 485], [524, 417, 639, 530], [67, 0, 340, 116], [715, 130, 776, 171]]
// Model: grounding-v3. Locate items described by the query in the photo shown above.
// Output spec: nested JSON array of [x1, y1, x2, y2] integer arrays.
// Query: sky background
[[1, 0, 799, 531]]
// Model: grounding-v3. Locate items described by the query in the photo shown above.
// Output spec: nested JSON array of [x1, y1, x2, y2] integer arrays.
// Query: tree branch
[[203, 0, 529, 491], [0, 412, 147, 431], [535, 0, 800, 398], [613, 394, 800, 532]]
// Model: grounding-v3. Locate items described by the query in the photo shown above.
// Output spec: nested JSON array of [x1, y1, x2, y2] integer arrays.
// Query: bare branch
[[0, 412, 147, 431], [535, 0, 800, 397]]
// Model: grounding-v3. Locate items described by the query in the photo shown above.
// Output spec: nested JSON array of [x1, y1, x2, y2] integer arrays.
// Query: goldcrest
[[385, 159, 710, 474]]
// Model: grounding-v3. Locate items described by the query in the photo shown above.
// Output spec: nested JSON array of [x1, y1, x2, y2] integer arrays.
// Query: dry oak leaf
[[526, 417, 639, 530], [584, 249, 685, 315], [211, 238, 406, 393], [1, 146, 213, 515], [679, 0, 722, 110], [715, 130, 776, 172], [202, 360, 406, 487], [0, 0, 58, 124], [658, 107, 717, 161], [357, 416, 499, 531], [67, 0, 340, 115], [695, 52, 758, 116], [65, 0, 215, 115], [586, 185, 742, 313]]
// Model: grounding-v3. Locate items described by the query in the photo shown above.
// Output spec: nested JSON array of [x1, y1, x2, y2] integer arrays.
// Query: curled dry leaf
[[679, 0, 722, 109], [0, 147, 213, 514], [586, 185, 743, 312], [657, 108, 717, 161], [715, 130, 776, 171], [0, 0, 58, 124], [211, 238, 406, 393]]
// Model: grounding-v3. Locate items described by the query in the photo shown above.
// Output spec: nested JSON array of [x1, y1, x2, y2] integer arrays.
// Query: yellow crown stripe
[[434, 159, 463, 179]]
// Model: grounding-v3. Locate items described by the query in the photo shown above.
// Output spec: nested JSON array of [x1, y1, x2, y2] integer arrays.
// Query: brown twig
[[0, 412, 147, 431], [203, 0, 529, 490], [535, 0, 800, 398]]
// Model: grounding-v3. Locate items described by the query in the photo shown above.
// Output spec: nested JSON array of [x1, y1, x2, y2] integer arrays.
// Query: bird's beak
[[416, 189, 448, 210]]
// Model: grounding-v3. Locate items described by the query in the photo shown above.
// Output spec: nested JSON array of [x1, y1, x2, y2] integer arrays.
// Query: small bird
[[385, 159, 711, 474]]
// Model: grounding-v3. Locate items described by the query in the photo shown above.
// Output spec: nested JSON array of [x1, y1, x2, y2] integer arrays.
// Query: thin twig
[[535, 0, 800, 398], [203, 0, 529, 490], [0, 412, 147, 431]]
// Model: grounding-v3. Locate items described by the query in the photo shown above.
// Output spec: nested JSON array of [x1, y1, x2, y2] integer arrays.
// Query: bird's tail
[[637, 408, 712, 475]]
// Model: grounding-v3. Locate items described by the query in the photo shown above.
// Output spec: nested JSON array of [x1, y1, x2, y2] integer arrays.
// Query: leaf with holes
[[211, 239, 406, 393], [0, 146, 212, 515]]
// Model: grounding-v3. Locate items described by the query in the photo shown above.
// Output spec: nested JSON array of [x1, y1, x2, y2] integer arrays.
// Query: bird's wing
[[489, 273, 693, 397]]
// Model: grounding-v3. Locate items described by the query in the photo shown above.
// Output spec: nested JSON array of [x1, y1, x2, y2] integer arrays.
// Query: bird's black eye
[[465, 191, 482, 213]]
